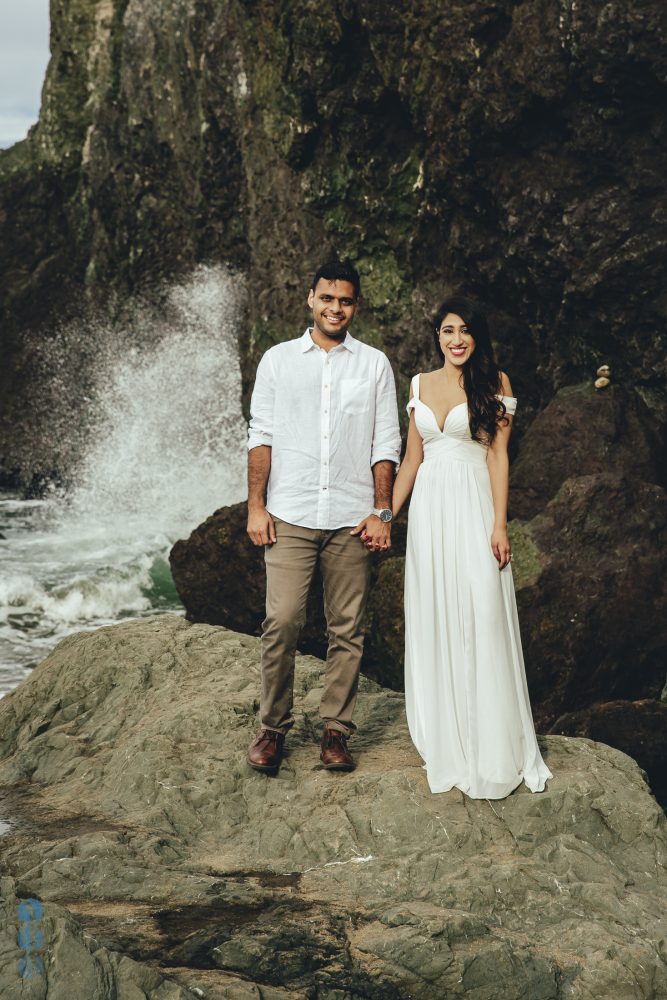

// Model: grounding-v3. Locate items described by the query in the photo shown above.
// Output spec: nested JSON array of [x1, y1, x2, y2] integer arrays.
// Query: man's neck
[[310, 326, 347, 353]]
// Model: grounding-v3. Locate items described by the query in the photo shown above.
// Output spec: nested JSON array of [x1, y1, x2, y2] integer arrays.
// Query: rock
[[169, 502, 266, 638], [517, 474, 667, 730], [2, 0, 667, 484], [363, 556, 406, 690], [548, 699, 667, 811], [509, 383, 662, 520], [594, 376, 610, 389], [0, 877, 193, 998], [0, 615, 665, 998], [171, 473, 667, 746], [169, 500, 409, 681]]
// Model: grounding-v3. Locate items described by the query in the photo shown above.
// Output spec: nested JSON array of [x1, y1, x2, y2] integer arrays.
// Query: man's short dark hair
[[311, 259, 361, 299]]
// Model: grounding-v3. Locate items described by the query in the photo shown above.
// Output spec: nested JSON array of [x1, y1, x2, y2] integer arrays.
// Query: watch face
[[379, 508, 392, 522]]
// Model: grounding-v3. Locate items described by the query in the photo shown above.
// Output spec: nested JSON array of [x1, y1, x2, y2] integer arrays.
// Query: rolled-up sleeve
[[247, 350, 275, 451], [370, 355, 401, 469]]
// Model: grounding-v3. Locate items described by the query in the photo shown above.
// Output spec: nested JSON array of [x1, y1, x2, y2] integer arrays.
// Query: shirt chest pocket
[[339, 377, 371, 416]]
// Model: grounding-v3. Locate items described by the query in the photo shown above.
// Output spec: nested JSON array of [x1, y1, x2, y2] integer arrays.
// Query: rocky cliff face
[[1, 0, 666, 480], [0, 616, 665, 998]]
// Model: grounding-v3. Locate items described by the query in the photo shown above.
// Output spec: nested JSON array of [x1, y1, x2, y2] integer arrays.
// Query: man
[[246, 258, 401, 774]]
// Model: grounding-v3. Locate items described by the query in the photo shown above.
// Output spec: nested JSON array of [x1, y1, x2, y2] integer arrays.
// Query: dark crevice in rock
[[205, 871, 303, 889]]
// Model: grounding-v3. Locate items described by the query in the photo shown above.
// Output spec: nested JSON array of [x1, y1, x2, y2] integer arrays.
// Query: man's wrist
[[248, 500, 267, 513], [372, 507, 393, 523]]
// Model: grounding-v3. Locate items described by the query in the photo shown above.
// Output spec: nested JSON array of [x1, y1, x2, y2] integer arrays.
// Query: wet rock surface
[[0, 615, 666, 998], [0, 875, 193, 1000]]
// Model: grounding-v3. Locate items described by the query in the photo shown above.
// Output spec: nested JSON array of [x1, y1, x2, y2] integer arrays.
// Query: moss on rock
[[2, 0, 666, 480]]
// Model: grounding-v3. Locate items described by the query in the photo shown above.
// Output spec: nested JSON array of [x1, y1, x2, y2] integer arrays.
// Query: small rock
[[595, 376, 610, 389], [596, 364, 611, 378]]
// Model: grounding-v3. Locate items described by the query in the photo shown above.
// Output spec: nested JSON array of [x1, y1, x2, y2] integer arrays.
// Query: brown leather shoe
[[247, 729, 285, 772], [320, 727, 355, 771]]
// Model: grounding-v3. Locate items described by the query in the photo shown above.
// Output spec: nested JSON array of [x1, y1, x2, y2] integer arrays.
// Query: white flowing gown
[[404, 374, 552, 799]]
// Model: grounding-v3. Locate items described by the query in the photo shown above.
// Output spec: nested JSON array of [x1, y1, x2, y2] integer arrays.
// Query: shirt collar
[[301, 328, 357, 353]]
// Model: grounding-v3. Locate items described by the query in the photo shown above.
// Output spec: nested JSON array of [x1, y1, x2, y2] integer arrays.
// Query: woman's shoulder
[[498, 371, 514, 397]]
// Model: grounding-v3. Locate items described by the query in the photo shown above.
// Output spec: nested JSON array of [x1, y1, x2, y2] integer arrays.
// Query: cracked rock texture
[[0, 876, 192, 1000], [0, 615, 666, 998], [1, 0, 666, 482]]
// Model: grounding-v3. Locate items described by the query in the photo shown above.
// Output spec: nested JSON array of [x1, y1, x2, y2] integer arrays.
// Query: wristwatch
[[372, 507, 393, 523]]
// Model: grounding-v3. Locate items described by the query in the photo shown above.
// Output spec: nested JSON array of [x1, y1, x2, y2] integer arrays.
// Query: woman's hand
[[491, 526, 511, 570], [350, 515, 391, 551]]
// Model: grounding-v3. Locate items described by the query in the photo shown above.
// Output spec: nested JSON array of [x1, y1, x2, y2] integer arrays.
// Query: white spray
[[0, 265, 248, 689]]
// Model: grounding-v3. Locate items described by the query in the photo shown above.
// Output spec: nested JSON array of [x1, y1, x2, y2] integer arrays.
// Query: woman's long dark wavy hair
[[432, 296, 508, 444]]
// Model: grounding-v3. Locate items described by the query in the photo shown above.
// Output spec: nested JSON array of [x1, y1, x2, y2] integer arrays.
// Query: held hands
[[247, 506, 276, 546], [350, 515, 392, 552], [491, 526, 512, 570]]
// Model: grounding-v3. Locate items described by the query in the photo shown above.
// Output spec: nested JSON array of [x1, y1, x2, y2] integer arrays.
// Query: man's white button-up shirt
[[247, 328, 401, 530]]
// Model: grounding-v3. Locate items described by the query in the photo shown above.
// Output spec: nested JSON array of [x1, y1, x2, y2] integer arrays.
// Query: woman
[[392, 296, 552, 799]]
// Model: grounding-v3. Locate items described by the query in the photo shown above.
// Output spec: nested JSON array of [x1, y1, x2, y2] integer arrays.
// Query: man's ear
[[307, 289, 315, 308]]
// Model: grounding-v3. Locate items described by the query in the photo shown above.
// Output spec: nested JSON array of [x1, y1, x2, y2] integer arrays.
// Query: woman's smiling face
[[438, 312, 476, 367]]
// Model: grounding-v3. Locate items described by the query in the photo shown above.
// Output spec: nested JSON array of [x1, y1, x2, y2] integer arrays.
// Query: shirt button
[[322, 486, 327, 491]]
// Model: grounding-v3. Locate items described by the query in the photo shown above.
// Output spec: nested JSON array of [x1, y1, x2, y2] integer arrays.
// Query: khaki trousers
[[260, 517, 372, 736]]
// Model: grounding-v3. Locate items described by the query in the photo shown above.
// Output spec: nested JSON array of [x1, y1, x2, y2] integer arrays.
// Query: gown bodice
[[407, 373, 517, 468]]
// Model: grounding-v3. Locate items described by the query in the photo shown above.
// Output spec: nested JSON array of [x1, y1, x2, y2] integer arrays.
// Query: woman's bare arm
[[392, 411, 424, 516], [486, 372, 513, 569]]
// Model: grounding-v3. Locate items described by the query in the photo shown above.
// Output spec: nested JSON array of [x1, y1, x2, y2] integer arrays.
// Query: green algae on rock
[[2, 0, 666, 482]]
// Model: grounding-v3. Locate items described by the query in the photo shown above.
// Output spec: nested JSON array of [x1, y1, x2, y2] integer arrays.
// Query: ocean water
[[0, 265, 247, 694]]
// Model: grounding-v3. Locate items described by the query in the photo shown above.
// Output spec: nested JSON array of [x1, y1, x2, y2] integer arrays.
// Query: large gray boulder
[[170, 472, 667, 739], [0, 616, 665, 998]]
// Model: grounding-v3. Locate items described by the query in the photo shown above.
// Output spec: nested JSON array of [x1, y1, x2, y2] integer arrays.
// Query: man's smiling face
[[307, 279, 358, 340]]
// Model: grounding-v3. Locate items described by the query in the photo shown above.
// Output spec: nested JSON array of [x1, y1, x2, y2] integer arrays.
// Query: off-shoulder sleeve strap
[[500, 395, 517, 416], [406, 373, 420, 414]]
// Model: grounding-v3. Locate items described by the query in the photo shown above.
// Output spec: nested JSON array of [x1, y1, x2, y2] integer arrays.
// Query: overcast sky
[[0, 0, 50, 149]]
